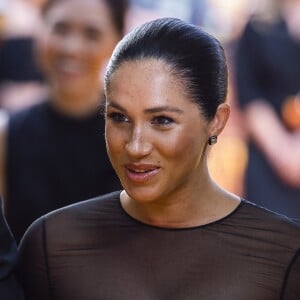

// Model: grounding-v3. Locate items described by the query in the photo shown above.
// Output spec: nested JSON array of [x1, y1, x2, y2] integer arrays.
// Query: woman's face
[[105, 59, 215, 204], [39, 0, 120, 97]]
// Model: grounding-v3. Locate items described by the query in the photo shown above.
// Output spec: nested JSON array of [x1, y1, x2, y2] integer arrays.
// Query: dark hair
[[105, 18, 228, 120], [41, 0, 128, 35]]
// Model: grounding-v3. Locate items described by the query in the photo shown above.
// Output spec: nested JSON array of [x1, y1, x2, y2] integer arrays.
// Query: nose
[[60, 34, 84, 56], [125, 126, 152, 158]]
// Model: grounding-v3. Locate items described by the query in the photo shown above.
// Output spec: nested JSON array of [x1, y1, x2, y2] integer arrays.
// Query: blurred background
[[0, 0, 298, 200]]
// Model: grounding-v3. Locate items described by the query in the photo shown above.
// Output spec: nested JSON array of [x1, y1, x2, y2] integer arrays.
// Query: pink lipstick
[[124, 163, 160, 183]]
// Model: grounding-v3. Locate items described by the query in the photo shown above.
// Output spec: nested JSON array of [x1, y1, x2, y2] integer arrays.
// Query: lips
[[124, 163, 160, 183]]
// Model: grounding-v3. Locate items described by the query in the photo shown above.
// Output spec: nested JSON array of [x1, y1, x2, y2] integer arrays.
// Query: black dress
[[0, 197, 24, 300], [5, 101, 121, 242], [17, 191, 300, 299], [235, 18, 300, 219]]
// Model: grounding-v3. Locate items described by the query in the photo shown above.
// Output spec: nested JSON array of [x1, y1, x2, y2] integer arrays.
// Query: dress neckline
[[116, 192, 244, 231]]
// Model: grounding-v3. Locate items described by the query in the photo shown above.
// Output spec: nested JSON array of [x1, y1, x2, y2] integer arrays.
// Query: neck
[[121, 175, 240, 229]]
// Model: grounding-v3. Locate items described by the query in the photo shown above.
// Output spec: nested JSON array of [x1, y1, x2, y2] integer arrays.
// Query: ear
[[208, 103, 230, 136]]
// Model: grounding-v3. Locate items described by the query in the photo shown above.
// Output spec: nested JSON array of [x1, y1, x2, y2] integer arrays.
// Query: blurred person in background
[[0, 0, 128, 243], [0, 195, 23, 299], [235, 0, 300, 219]]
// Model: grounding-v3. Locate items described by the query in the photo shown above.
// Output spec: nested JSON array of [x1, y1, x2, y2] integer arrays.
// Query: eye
[[151, 116, 175, 126], [84, 27, 101, 41], [53, 22, 70, 36], [107, 112, 130, 123]]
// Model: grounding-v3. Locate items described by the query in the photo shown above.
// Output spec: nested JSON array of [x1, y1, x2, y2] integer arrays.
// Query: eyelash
[[107, 112, 175, 128], [151, 116, 174, 126], [107, 112, 129, 123]]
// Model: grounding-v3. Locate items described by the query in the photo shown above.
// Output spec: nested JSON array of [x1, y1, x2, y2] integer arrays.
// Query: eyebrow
[[106, 101, 184, 115]]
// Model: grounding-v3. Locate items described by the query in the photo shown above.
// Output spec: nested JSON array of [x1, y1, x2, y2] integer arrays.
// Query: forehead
[[44, 0, 113, 27], [106, 59, 194, 109]]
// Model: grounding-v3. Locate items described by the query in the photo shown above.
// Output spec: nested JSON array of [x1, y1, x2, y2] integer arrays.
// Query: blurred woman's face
[[105, 59, 212, 204], [39, 0, 120, 98]]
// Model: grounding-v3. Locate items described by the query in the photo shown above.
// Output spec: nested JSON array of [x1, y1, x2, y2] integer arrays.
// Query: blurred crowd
[[0, 0, 299, 236]]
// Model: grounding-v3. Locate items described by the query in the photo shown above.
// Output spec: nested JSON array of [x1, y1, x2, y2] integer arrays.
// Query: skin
[[0, 0, 121, 200], [105, 59, 240, 228]]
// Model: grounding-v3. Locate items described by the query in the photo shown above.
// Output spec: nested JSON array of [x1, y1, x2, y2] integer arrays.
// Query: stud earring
[[208, 135, 217, 145]]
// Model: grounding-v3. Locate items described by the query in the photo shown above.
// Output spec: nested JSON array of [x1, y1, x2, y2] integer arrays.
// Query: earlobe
[[209, 103, 230, 137]]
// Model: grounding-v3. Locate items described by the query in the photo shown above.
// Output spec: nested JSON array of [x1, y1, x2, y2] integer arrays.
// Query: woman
[[235, 0, 300, 219], [18, 18, 300, 299], [0, 0, 128, 242]]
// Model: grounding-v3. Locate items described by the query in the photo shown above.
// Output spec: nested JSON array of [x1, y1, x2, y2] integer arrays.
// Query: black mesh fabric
[[17, 191, 300, 300]]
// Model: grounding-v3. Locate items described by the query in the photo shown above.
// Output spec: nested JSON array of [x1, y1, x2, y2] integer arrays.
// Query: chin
[[59, 86, 86, 99], [123, 184, 162, 204]]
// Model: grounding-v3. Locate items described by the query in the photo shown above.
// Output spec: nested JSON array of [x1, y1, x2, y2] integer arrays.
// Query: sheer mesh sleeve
[[17, 217, 51, 300]]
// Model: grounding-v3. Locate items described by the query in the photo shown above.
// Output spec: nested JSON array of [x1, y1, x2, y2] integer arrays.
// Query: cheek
[[105, 124, 126, 159], [84, 41, 114, 79], [156, 127, 204, 162], [39, 35, 60, 71], [102, 32, 119, 56], [88, 48, 107, 73], [90, 33, 119, 69]]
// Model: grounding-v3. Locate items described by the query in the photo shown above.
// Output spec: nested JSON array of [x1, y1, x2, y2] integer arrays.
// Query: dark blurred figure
[[0, 196, 23, 299], [235, 0, 300, 219], [0, 0, 128, 243]]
